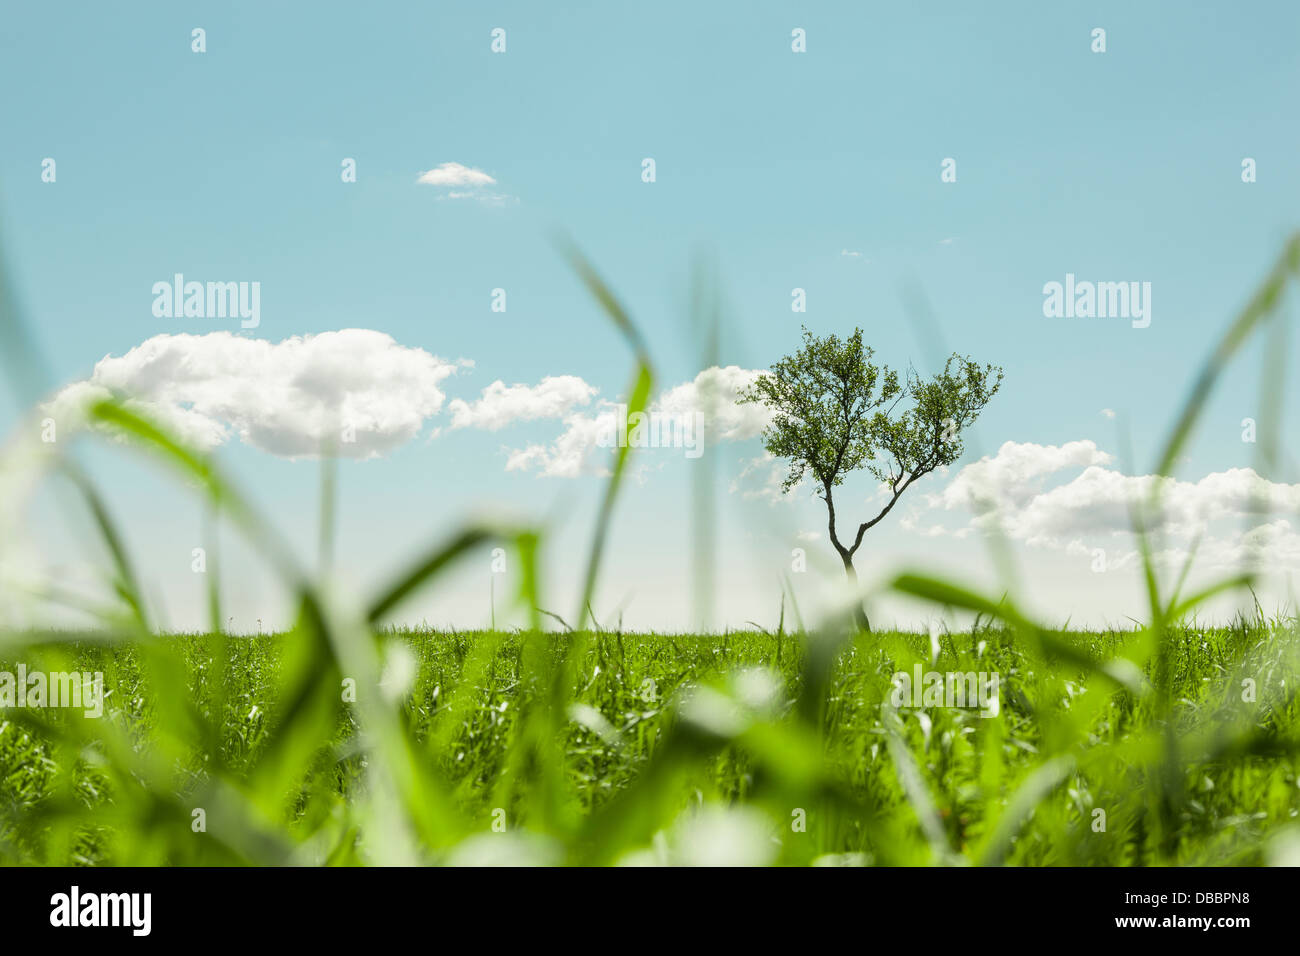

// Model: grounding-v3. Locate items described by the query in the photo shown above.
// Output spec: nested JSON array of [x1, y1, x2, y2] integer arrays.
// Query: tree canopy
[[740, 326, 1003, 577]]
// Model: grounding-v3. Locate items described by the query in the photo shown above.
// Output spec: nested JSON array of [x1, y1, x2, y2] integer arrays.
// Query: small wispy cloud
[[1101, 408, 1116, 420], [938, 237, 957, 246], [840, 249, 870, 263], [417, 162, 514, 204], [417, 162, 496, 187]]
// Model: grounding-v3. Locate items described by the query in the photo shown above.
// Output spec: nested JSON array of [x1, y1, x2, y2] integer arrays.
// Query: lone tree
[[741, 327, 1003, 624]]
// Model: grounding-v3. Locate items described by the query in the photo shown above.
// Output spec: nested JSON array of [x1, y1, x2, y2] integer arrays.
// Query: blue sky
[[2, 2, 1299, 632]]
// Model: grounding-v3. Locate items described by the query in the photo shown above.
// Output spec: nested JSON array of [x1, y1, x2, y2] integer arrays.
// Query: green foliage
[[739, 327, 900, 494], [740, 327, 1002, 570]]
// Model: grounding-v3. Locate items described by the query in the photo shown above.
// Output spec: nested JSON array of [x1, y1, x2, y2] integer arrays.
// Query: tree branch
[[847, 466, 930, 558]]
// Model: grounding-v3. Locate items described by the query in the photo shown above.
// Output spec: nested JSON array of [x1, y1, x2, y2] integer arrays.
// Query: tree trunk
[[824, 481, 870, 632], [841, 554, 871, 632]]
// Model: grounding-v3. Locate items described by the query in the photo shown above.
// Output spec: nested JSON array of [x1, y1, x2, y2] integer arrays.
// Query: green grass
[[1, 617, 1297, 865]]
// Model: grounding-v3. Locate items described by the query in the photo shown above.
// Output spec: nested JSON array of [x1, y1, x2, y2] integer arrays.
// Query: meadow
[[1, 615, 1298, 866]]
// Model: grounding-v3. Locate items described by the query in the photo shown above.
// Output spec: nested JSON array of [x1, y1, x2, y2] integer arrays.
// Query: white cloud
[[1219, 519, 1300, 568], [730, 452, 791, 503], [653, 366, 773, 443], [1101, 408, 1116, 419], [448, 376, 597, 431], [47, 330, 463, 460], [416, 162, 497, 187], [417, 163, 513, 203], [924, 439, 1300, 570], [933, 440, 1114, 518], [507, 365, 772, 478], [1002, 465, 1300, 547], [506, 412, 614, 478]]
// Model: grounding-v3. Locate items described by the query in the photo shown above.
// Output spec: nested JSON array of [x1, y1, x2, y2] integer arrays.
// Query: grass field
[[1, 614, 1297, 866]]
